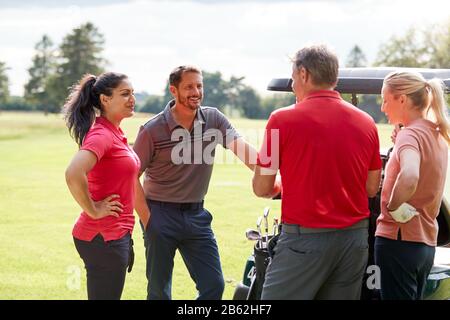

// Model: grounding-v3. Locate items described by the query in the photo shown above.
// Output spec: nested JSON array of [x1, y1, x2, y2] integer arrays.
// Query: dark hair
[[63, 72, 128, 146], [292, 44, 339, 86], [169, 65, 202, 88]]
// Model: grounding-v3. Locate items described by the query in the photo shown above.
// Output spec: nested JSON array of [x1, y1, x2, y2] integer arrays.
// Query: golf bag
[[233, 232, 279, 300], [360, 147, 392, 300], [247, 235, 279, 300]]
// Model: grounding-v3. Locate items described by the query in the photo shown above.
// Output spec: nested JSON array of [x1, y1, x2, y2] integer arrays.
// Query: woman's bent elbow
[[65, 167, 76, 186]]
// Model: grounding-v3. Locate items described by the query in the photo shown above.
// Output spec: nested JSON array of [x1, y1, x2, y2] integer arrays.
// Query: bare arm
[[366, 169, 382, 198], [387, 148, 420, 210], [252, 165, 281, 198], [65, 150, 123, 219], [134, 174, 151, 229], [228, 137, 282, 198], [227, 137, 258, 172]]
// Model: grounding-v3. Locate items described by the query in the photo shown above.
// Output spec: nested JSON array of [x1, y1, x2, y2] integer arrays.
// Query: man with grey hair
[[133, 65, 257, 300], [253, 44, 382, 299]]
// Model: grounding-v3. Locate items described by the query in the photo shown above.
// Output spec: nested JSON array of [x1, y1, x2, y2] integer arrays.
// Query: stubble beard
[[178, 94, 202, 111]]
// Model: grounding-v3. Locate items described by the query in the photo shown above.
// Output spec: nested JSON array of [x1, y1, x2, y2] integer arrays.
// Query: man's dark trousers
[[143, 199, 225, 300]]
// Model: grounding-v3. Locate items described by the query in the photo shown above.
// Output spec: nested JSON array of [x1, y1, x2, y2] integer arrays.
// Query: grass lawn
[[0, 111, 437, 300]]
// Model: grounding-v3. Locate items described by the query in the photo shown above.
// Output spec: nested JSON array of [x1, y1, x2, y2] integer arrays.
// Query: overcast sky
[[0, 0, 449, 96]]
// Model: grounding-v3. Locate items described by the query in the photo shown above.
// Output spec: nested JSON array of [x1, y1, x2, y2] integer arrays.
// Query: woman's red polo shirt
[[72, 116, 140, 241]]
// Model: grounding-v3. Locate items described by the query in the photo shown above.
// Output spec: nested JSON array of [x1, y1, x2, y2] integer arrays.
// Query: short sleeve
[[369, 126, 382, 171], [80, 127, 113, 161], [394, 128, 420, 162], [214, 109, 241, 148], [257, 113, 280, 171], [133, 125, 155, 174]]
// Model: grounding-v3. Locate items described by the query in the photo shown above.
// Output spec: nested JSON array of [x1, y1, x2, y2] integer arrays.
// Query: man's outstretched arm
[[252, 165, 281, 199], [227, 137, 258, 171]]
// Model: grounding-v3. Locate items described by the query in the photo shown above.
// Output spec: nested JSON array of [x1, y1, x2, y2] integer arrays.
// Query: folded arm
[[387, 148, 420, 211]]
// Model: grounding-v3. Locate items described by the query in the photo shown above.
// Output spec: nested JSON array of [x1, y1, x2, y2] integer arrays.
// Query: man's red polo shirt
[[72, 117, 140, 241], [258, 90, 382, 228]]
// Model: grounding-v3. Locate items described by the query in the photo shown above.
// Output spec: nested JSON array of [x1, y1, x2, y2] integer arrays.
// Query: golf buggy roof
[[267, 67, 450, 94]]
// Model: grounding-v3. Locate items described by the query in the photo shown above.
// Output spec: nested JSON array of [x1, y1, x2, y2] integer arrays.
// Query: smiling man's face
[[171, 71, 203, 110]]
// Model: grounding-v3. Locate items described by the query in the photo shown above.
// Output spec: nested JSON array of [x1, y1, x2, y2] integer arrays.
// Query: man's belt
[[148, 199, 204, 211], [282, 219, 369, 234]]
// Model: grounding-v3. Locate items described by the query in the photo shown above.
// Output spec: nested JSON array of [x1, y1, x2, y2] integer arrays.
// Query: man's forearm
[[264, 180, 282, 199], [229, 138, 257, 171], [252, 165, 280, 198]]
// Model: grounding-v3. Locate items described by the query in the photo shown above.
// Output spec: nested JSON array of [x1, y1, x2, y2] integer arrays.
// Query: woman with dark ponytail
[[64, 72, 149, 300]]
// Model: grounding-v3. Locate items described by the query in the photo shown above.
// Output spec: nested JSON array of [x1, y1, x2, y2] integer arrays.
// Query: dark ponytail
[[63, 72, 128, 146]]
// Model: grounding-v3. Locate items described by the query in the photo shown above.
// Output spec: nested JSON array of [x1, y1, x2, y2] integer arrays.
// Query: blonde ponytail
[[384, 71, 450, 144], [427, 78, 450, 144]]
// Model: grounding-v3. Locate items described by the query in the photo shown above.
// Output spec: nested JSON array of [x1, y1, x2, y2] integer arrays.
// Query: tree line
[[0, 19, 448, 120], [344, 19, 450, 122], [1, 23, 105, 114]]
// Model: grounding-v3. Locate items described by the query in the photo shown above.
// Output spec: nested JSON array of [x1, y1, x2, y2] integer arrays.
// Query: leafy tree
[[374, 20, 450, 108], [235, 85, 261, 118], [47, 22, 106, 112], [423, 20, 450, 68], [373, 20, 450, 68], [374, 28, 428, 67], [24, 35, 55, 113], [203, 71, 232, 111], [346, 45, 367, 67], [343, 45, 386, 122], [260, 93, 296, 118], [159, 70, 298, 119], [0, 61, 10, 104], [139, 95, 164, 114]]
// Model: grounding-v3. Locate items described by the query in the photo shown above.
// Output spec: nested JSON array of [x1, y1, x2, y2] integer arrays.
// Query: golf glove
[[388, 202, 419, 223]]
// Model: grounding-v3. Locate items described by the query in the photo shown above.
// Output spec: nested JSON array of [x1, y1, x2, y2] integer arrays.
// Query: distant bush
[[0, 97, 34, 111], [138, 95, 164, 114]]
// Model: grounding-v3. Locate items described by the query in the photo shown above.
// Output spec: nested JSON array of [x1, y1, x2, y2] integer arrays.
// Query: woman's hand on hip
[[91, 194, 123, 219]]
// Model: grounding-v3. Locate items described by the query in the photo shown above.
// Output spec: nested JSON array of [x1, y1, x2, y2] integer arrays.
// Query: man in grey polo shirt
[[133, 65, 256, 300]]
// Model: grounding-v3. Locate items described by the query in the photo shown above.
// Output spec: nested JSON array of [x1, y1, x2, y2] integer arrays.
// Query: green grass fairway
[[0, 111, 429, 299]]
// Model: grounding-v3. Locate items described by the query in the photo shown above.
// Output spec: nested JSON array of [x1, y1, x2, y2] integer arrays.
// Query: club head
[[273, 218, 279, 236], [263, 207, 270, 233], [256, 216, 263, 236], [256, 216, 263, 228], [245, 229, 261, 241], [263, 207, 270, 218]]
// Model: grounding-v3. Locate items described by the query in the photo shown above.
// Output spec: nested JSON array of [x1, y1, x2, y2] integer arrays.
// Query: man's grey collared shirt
[[133, 100, 240, 203]]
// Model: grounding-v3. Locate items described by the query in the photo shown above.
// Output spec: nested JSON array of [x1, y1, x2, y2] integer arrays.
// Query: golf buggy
[[233, 67, 450, 300]]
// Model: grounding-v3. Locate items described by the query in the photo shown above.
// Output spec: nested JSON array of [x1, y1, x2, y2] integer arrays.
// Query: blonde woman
[[375, 71, 450, 300]]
